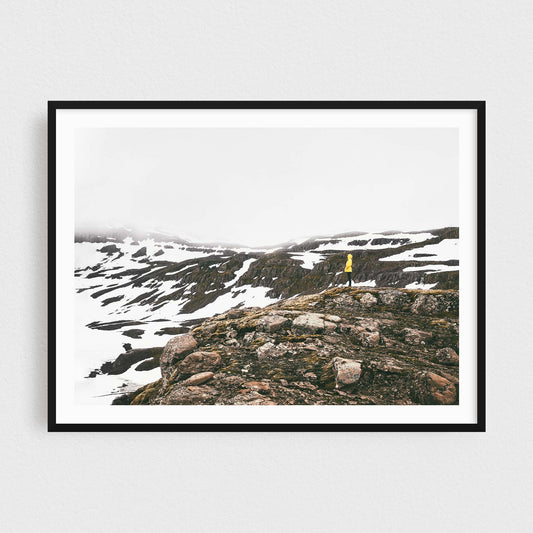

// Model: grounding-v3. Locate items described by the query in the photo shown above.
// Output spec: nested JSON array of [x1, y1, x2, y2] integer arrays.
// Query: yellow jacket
[[344, 254, 352, 273]]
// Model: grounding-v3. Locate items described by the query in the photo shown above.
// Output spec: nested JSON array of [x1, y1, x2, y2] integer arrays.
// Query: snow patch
[[380, 239, 459, 262], [403, 264, 458, 273], [290, 252, 325, 270], [314, 232, 434, 252], [224, 258, 257, 288], [404, 281, 438, 290], [352, 279, 377, 287]]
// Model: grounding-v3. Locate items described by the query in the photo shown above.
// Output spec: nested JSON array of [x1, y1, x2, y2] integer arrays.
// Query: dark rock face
[[135, 358, 161, 371], [114, 287, 459, 406], [102, 295, 124, 306], [98, 244, 120, 255], [132, 246, 147, 258], [154, 326, 189, 336], [122, 328, 144, 339], [99, 347, 163, 375], [370, 238, 409, 246]]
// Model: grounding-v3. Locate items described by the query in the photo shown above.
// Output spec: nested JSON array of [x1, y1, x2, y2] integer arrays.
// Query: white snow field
[[403, 264, 459, 273], [290, 251, 326, 270], [380, 238, 459, 262], [313, 232, 435, 252]]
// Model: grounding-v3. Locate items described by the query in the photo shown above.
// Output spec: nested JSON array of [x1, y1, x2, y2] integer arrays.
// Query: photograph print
[[49, 102, 485, 430]]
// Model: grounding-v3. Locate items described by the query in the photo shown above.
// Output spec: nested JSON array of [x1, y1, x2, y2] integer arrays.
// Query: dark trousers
[[346, 272, 352, 286]]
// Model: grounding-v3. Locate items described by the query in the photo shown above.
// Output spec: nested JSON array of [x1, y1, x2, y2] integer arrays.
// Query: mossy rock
[[130, 380, 162, 405]]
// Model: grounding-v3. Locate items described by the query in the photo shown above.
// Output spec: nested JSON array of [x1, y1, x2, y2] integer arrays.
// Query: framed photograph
[[49, 101, 485, 431]]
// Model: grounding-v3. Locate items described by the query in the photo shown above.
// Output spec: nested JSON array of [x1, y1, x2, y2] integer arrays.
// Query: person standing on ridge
[[344, 253, 353, 286]]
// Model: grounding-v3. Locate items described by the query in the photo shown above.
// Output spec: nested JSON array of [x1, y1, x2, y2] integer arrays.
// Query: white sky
[[75, 127, 458, 247]]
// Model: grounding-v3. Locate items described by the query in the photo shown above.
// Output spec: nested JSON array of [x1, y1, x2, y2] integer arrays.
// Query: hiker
[[344, 253, 352, 286]]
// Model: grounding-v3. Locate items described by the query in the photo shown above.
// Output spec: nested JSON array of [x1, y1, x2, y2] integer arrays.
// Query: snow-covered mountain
[[74, 227, 459, 403]]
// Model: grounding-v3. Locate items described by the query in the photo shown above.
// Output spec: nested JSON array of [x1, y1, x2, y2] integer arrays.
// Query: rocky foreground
[[112, 287, 459, 406]]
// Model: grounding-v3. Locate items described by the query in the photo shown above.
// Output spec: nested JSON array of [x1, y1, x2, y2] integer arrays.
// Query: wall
[[1, 1, 531, 531]]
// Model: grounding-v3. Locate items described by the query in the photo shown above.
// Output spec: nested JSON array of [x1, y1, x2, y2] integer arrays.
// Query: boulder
[[324, 320, 338, 332], [343, 323, 380, 346], [332, 357, 362, 388], [369, 359, 403, 374], [415, 371, 457, 405], [231, 391, 266, 405], [359, 330, 380, 347], [160, 334, 198, 382], [356, 317, 380, 331], [360, 293, 378, 307], [403, 328, 432, 345], [162, 385, 218, 405], [425, 372, 457, 404], [434, 347, 459, 366], [177, 351, 221, 379], [202, 323, 218, 335], [293, 313, 325, 333], [333, 294, 356, 308], [410, 293, 457, 315], [378, 290, 408, 307], [182, 371, 215, 386], [242, 381, 271, 394], [257, 342, 288, 359], [243, 332, 255, 345], [257, 314, 290, 333], [411, 294, 440, 315]]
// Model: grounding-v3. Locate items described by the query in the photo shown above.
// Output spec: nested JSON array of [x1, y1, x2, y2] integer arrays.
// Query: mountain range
[[76, 226, 458, 337]]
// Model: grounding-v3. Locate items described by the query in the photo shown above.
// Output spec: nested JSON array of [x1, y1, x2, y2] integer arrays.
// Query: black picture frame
[[48, 101, 486, 432]]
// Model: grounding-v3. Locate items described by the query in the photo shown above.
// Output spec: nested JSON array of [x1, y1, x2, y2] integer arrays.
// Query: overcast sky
[[75, 127, 458, 247]]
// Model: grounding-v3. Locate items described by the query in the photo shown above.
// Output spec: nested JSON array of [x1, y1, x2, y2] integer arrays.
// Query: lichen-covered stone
[[182, 371, 215, 386], [332, 357, 362, 388], [378, 290, 408, 307], [360, 293, 378, 307], [176, 351, 221, 379], [434, 347, 459, 366], [403, 328, 432, 345], [414, 371, 457, 404], [160, 334, 198, 384], [257, 314, 290, 333], [256, 342, 288, 359], [293, 313, 325, 333]]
